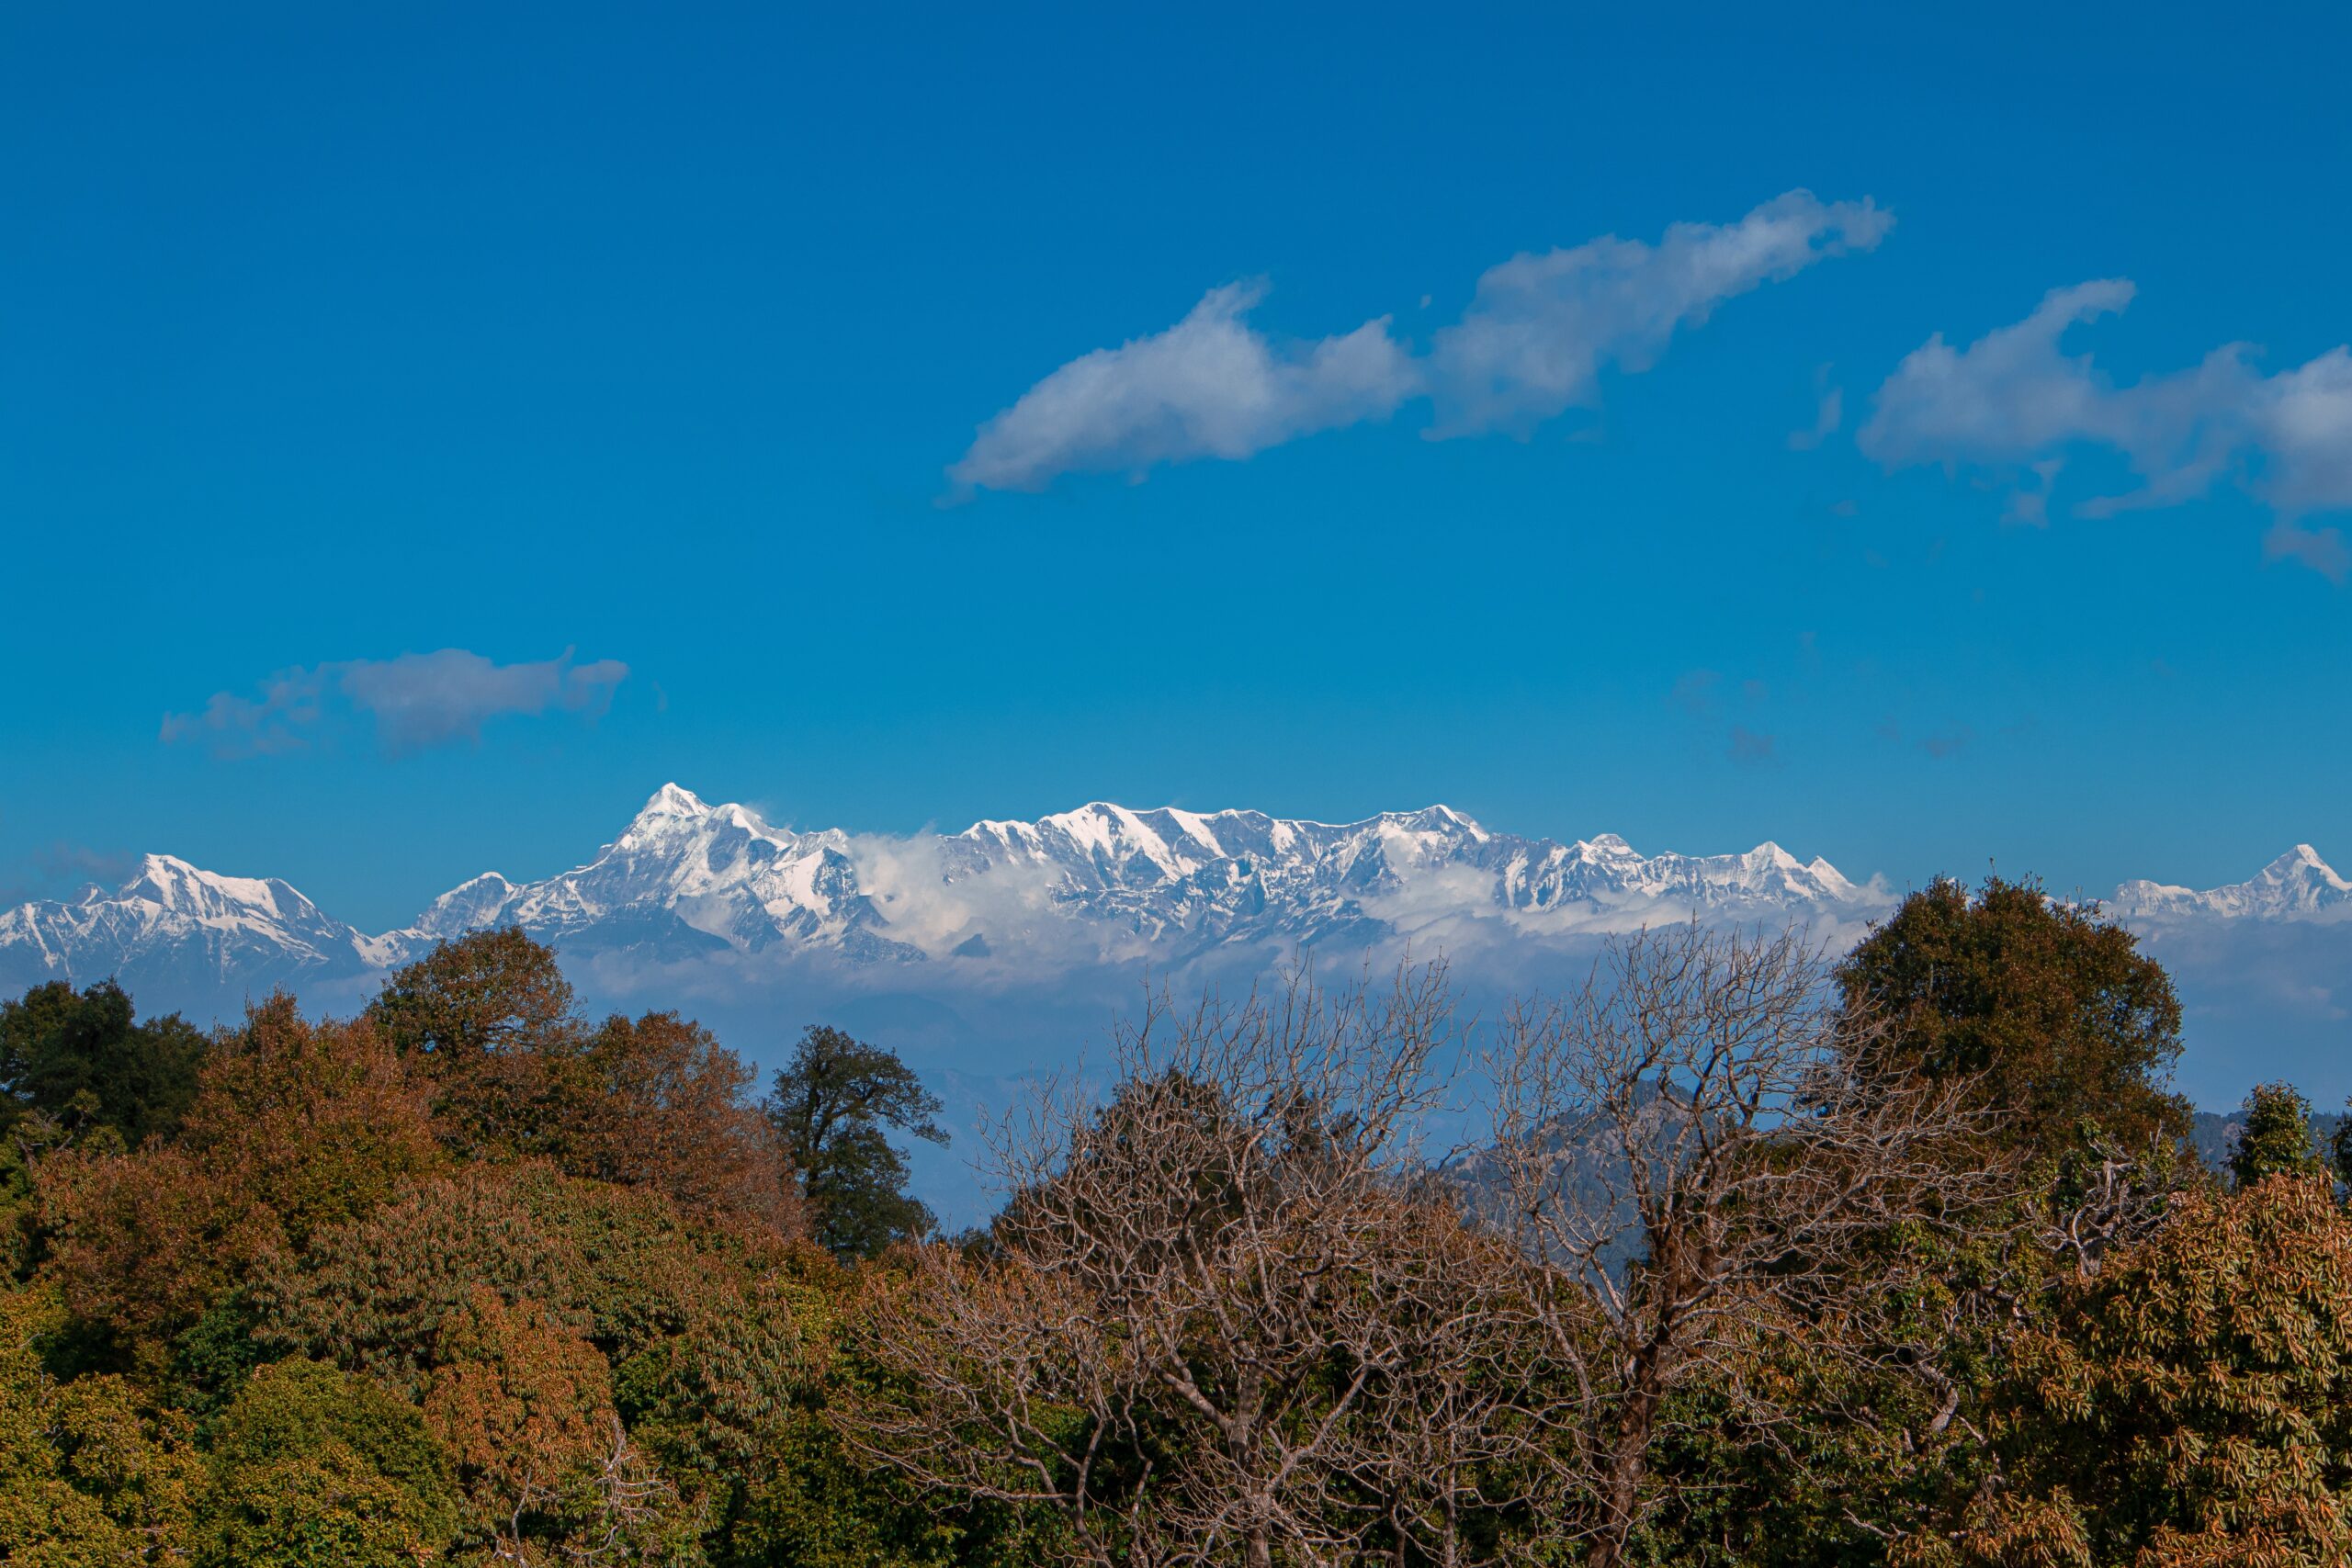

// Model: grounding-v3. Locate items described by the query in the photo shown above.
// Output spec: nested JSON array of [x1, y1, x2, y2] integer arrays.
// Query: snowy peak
[[122, 853, 319, 925], [2273, 844, 2342, 882], [634, 782, 710, 822], [0, 793, 1900, 1009], [0, 850, 383, 1003], [14, 786, 2337, 1022], [439, 785, 910, 965], [2111, 845, 2352, 922], [412, 873, 519, 940], [932, 803, 1887, 958]]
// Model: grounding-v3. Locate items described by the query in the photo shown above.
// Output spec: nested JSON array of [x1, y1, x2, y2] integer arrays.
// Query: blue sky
[[4, 1, 2348, 931]]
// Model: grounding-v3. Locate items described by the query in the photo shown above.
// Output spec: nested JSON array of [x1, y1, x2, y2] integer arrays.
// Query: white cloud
[[1860, 283, 2352, 577], [163, 649, 629, 758], [1427, 191, 1892, 438], [946, 191, 1892, 495], [842, 829, 1138, 975], [944, 279, 1418, 497], [2255, 347, 2352, 516]]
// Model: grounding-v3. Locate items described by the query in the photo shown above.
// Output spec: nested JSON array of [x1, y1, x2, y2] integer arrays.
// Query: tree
[[253, 1167, 586, 1397], [253, 1158, 826, 1555], [365, 926, 576, 1068], [0, 980, 206, 1145], [36, 997, 444, 1368], [847, 966, 1544, 1567], [35, 1144, 278, 1364], [766, 1025, 947, 1259], [2232, 1081, 2327, 1190], [0, 1283, 201, 1562], [1921, 1174, 2352, 1567], [574, 1010, 802, 1232], [192, 1358, 457, 1568], [423, 1287, 690, 1562], [367, 936, 803, 1233], [1487, 922, 2006, 1568], [1836, 874, 2191, 1159], [177, 996, 445, 1247]]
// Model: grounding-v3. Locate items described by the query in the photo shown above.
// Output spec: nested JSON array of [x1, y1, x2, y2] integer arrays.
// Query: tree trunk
[[1589, 1323, 1676, 1568]]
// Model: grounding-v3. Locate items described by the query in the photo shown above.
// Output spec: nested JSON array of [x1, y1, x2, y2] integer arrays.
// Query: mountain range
[[1, 784, 2340, 1024], [2111, 843, 2352, 922]]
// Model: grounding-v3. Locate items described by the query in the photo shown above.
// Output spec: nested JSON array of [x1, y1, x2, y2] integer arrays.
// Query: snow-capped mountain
[[0, 784, 2338, 1021], [940, 801, 1872, 958], [421, 783, 921, 964], [0, 853, 395, 1002], [2111, 844, 2352, 923], [386, 787, 1891, 970]]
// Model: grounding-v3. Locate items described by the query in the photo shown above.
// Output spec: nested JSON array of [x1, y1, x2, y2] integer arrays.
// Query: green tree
[[1918, 1174, 2352, 1567], [1837, 874, 2191, 1160], [2326, 1102, 2352, 1196], [33, 998, 444, 1371], [193, 1359, 457, 1568], [0, 980, 206, 1145], [2232, 1081, 2327, 1190], [764, 1026, 946, 1259], [0, 1283, 202, 1563]]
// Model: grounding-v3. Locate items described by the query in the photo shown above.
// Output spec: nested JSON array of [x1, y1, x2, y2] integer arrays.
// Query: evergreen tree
[[764, 1026, 946, 1259], [0, 980, 206, 1145], [2232, 1081, 2327, 1189]]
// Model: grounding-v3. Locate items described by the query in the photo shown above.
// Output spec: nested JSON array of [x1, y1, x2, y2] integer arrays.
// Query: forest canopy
[[2, 883, 2346, 1566]]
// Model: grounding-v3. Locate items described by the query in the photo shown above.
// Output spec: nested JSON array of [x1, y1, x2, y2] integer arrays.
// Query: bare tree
[[2036, 1126, 2194, 1283], [844, 962, 1546, 1567], [1483, 921, 2008, 1568]]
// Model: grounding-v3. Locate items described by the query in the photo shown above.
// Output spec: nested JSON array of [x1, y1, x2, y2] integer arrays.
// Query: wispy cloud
[[947, 191, 1892, 497], [944, 280, 1417, 497], [1728, 726, 1778, 765], [1427, 192, 1890, 439], [1860, 281, 2352, 578], [35, 843, 138, 887], [164, 649, 629, 759]]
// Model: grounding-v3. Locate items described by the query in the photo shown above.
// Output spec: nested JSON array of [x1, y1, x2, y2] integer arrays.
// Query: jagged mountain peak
[[122, 852, 322, 923], [2112, 845, 2349, 922], [636, 781, 711, 820], [9, 786, 2337, 1023], [411, 872, 520, 940], [2272, 843, 2339, 877]]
